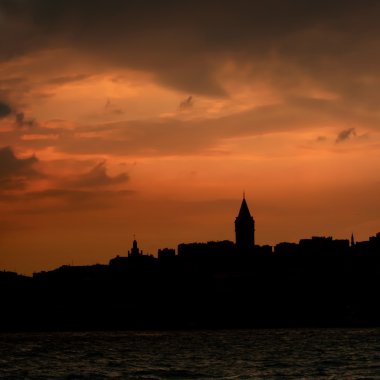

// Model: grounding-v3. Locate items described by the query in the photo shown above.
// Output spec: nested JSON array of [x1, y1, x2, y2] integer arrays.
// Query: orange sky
[[1, 1, 380, 274]]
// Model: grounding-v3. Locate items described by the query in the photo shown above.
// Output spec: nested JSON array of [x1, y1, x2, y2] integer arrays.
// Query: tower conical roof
[[238, 197, 252, 218]]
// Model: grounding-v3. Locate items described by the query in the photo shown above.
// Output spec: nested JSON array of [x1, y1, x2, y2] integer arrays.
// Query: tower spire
[[235, 195, 255, 253]]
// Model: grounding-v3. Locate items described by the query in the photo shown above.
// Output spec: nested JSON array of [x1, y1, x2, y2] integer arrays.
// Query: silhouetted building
[[255, 245, 273, 254], [109, 239, 153, 267], [235, 195, 255, 253], [299, 236, 349, 256], [129, 239, 142, 258], [158, 248, 176, 260], [274, 242, 299, 255], [354, 232, 380, 255], [369, 232, 380, 246], [178, 240, 235, 258], [109, 255, 129, 267]]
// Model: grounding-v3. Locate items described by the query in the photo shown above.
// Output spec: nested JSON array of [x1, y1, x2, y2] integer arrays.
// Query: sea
[[0, 329, 379, 379]]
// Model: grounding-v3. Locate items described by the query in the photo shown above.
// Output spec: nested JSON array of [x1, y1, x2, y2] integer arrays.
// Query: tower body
[[129, 239, 141, 257], [235, 197, 255, 253]]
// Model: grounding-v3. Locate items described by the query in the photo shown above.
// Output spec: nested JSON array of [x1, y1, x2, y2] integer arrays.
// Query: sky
[[1, 0, 380, 274]]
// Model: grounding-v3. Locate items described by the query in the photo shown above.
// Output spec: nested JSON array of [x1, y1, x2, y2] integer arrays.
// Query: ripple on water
[[0, 329, 379, 379]]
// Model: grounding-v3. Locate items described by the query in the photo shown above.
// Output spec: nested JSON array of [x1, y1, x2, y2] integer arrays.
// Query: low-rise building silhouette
[[109, 239, 155, 268], [158, 248, 176, 260]]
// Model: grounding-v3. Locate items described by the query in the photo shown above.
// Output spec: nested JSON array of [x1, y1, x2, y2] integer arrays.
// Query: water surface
[[0, 329, 379, 379]]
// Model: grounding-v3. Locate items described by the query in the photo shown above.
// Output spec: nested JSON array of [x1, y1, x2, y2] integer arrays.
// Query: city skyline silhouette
[[1, 194, 379, 331]]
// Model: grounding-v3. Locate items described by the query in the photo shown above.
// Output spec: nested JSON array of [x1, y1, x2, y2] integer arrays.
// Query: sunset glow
[[1, 1, 380, 274]]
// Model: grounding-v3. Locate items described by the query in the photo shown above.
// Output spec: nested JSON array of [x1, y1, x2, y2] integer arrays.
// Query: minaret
[[235, 194, 255, 253], [351, 233, 355, 247]]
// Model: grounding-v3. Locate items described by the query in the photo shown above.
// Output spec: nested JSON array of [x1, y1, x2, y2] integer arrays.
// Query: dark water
[[0, 329, 379, 379]]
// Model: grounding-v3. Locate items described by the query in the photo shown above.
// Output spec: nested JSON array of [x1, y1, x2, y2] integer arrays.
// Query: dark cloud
[[0, 100, 37, 128], [336, 128, 356, 143], [0, 151, 133, 212], [4, 93, 375, 158], [0, 102, 12, 118], [1, 1, 380, 98], [179, 96, 194, 110], [68, 161, 129, 188], [46, 74, 90, 85], [15, 112, 37, 128], [0, 146, 40, 189], [1, 1, 379, 158], [24, 188, 133, 201], [39, 97, 369, 156], [0, 77, 26, 87]]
